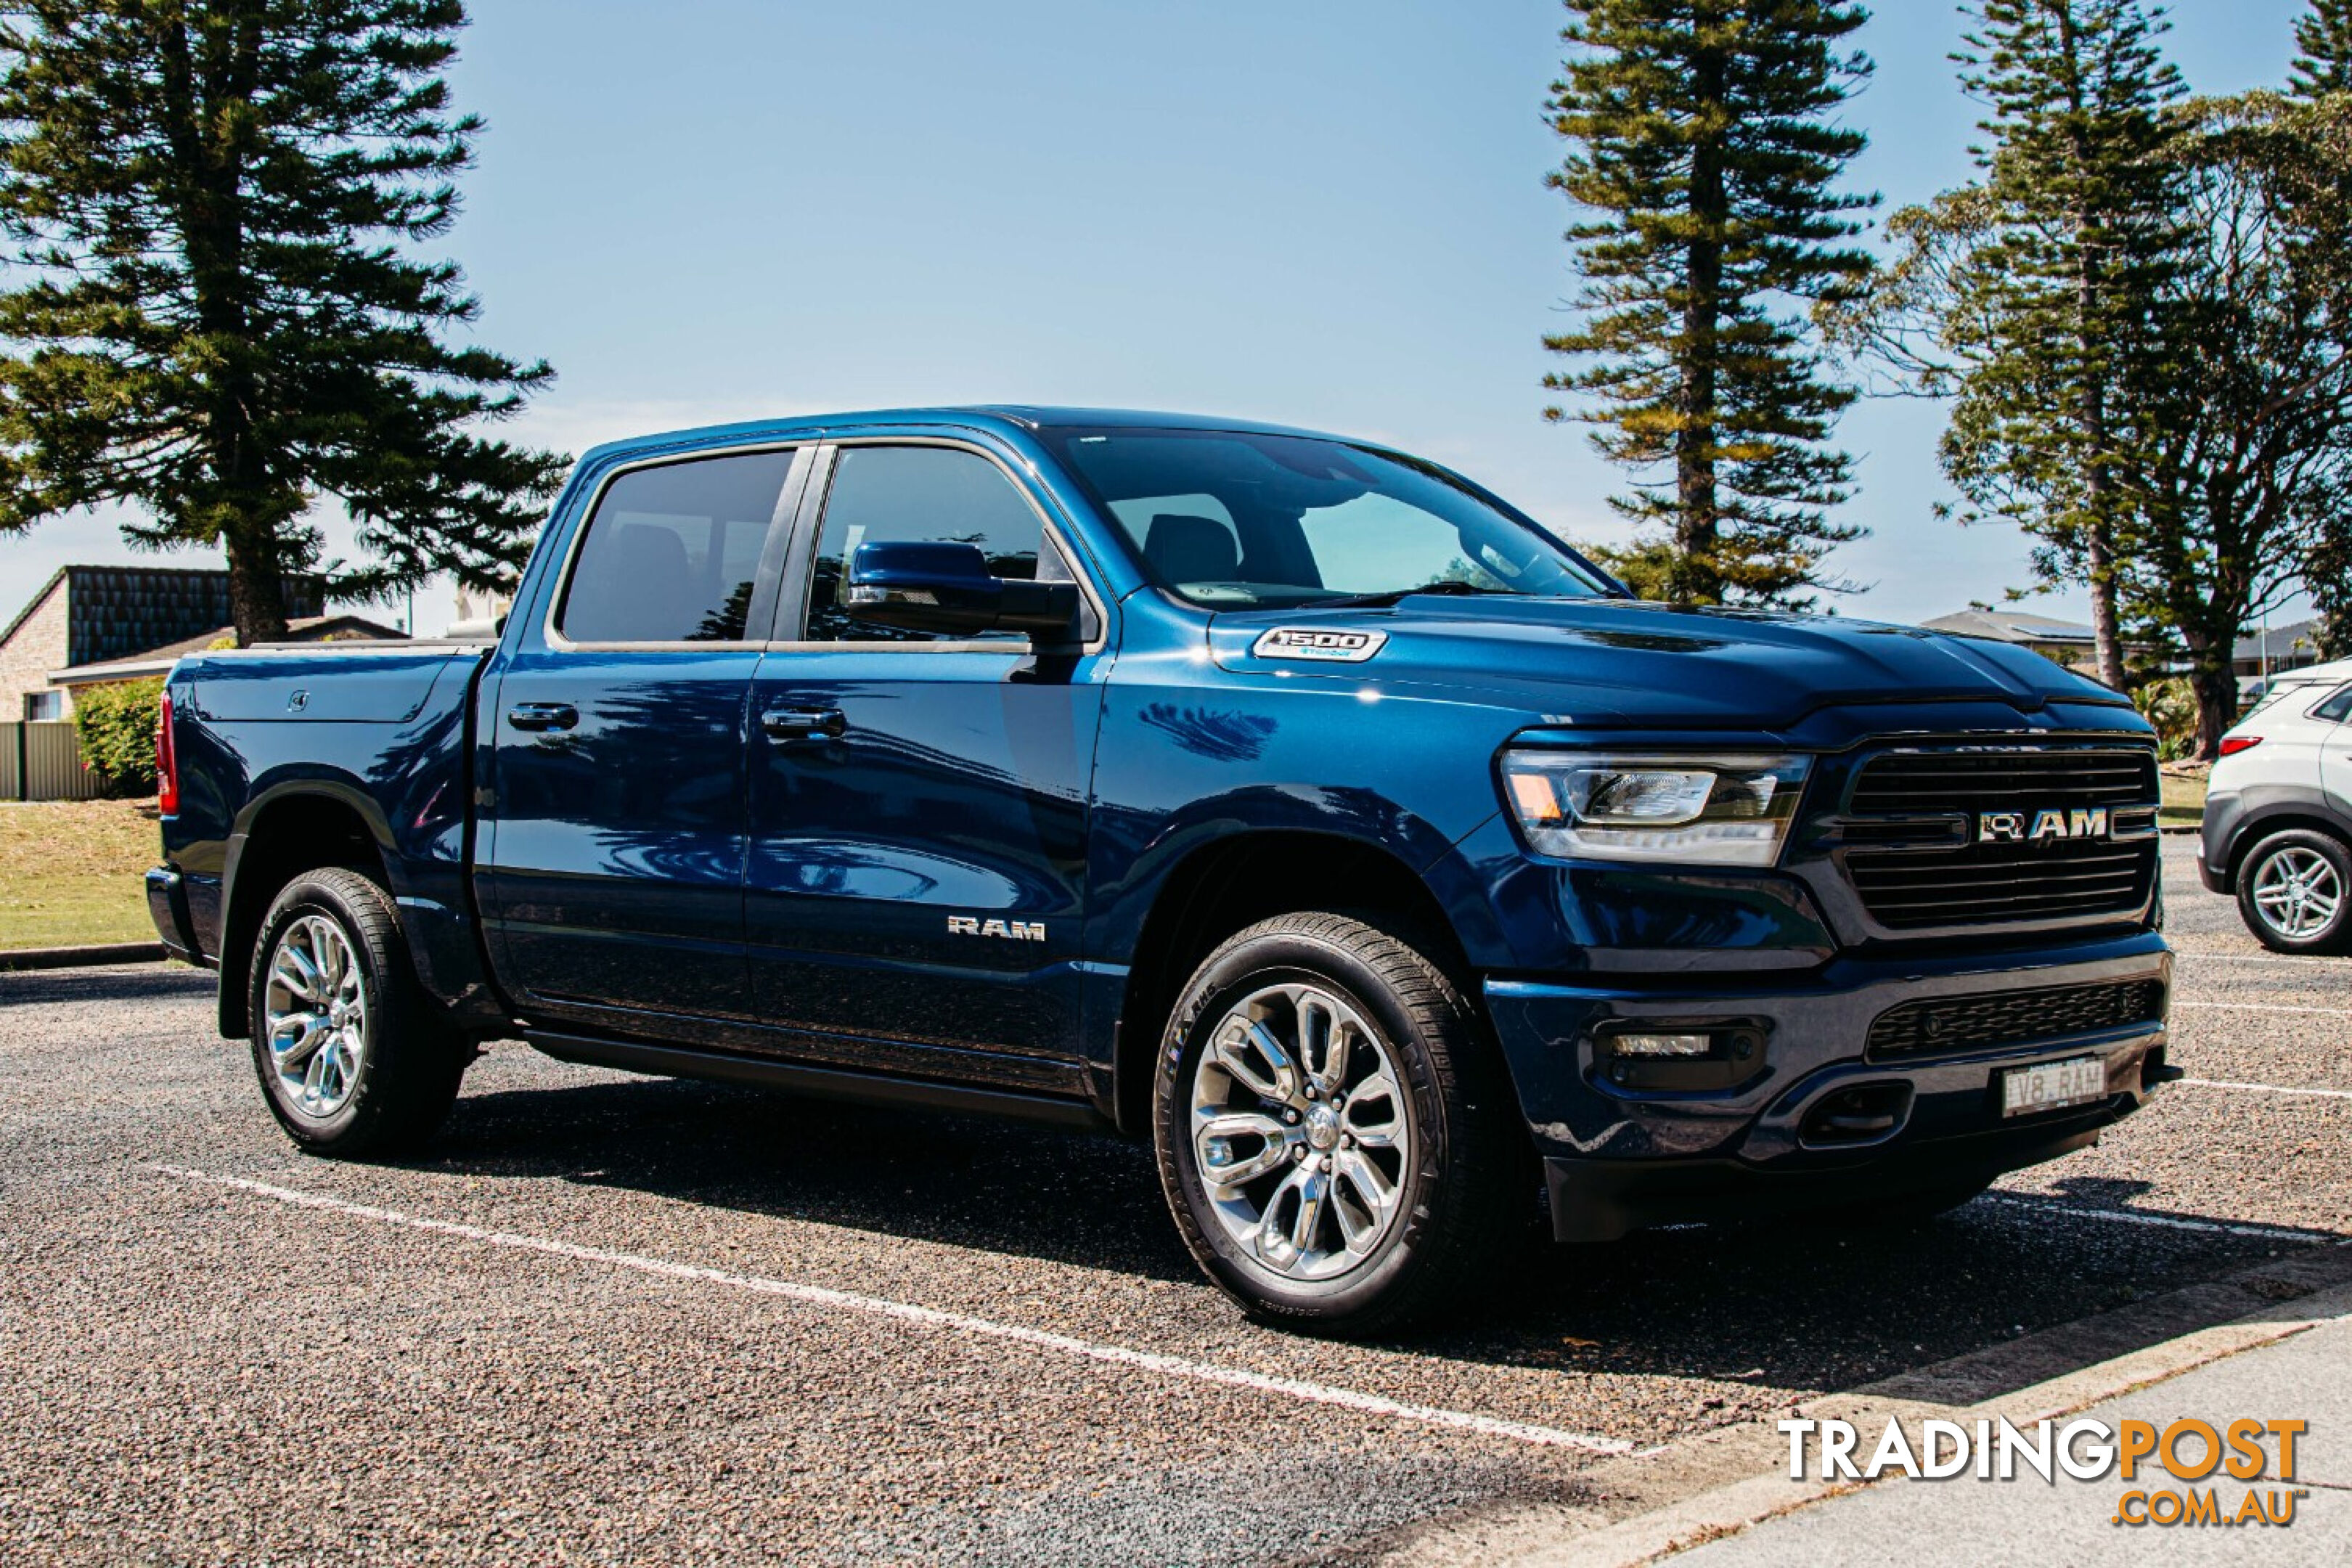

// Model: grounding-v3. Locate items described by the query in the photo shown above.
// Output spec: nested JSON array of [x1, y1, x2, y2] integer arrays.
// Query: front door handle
[[507, 702, 579, 732], [762, 706, 847, 743]]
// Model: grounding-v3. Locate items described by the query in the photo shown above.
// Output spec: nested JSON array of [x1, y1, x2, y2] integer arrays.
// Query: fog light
[[1593, 1024, 1765, 1094], [1610, 1032, 1713, 1058]]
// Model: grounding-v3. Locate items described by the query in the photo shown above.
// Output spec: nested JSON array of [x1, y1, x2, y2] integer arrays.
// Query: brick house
[[49, 612, 407, 704], [0, 565, 324, 720]]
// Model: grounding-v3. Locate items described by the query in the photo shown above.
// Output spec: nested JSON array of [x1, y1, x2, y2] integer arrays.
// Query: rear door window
[[558, 452, 795, 643]]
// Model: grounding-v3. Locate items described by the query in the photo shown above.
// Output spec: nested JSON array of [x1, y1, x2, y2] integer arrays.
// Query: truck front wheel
[[1153, 912, 1522, 1334], [246, 867, 470, 1156]]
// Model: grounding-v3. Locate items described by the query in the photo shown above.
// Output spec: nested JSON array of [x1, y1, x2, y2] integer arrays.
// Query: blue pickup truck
[[148, 407, 2175, 1332]]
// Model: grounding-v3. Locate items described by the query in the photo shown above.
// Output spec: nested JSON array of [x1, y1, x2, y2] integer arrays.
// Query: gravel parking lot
[[4, 838, 2345, 1566]]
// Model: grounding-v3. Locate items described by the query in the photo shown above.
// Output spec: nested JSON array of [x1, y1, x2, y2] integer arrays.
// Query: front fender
[[1087, 605, 1532, 963], [1090, 782, 1486, 963]]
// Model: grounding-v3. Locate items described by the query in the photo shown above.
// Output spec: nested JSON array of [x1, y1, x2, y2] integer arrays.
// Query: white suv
[[2201, 656, 2352, 953]]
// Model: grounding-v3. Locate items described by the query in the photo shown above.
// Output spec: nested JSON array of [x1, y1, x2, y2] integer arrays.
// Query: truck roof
[[575, 405, 1361, 465]]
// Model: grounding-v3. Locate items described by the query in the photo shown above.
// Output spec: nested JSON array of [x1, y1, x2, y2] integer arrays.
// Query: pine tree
[[1543, 0, 1876, 610], [2308, 519, 2352, 661], [2117, 94, 2352, 755], [2291, 0, 2352, 666], [2292, 0, 2352, 97], [1945, 0, 2186, 690], [0, 1, 566, 644]]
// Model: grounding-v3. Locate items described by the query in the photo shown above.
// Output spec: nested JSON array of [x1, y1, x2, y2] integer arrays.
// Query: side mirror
[[845, 540, 1079, 639]]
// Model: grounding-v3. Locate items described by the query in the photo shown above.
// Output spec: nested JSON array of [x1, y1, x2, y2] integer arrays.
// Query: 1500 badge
[[1252, 626, 1388, 663]]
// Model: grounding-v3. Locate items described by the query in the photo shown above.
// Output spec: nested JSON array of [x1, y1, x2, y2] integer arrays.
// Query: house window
[[22, 690, 62, 722]]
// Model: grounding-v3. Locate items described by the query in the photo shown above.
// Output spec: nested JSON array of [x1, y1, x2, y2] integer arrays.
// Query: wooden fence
[[0, 721, 105, 802]]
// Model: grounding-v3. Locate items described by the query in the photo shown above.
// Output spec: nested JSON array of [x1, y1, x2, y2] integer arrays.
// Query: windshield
[[1037, 428, 1617, 610]]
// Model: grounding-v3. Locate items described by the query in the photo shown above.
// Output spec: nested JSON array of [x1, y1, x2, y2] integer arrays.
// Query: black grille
[[1849, 749, 2156, 814], [1868, 979, 2165, 1061], [1841, 748, 2159, 931], [1847, 841, 2155, 927]]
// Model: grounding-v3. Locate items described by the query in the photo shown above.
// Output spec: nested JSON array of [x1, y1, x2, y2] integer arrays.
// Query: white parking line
[[2172, 952, 2351, 969], [2176, 1077, 2352, 1101], [152, 1164, 1643, 1458], [1978, 1193, 2335, 1244], [2169, 1000, 2352, 1017]]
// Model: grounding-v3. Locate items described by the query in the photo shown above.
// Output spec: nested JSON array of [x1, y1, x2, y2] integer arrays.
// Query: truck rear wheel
[[1152, 912, 1521, 1334], [246, 867, 469, 1156]]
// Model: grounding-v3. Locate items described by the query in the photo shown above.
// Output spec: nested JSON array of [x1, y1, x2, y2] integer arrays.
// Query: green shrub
[[71, 677, 163, 796], [2131, 675, 2198, 762]]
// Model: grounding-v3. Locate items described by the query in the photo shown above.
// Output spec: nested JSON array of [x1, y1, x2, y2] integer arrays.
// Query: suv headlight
[[1499, 750, 1813, 867]]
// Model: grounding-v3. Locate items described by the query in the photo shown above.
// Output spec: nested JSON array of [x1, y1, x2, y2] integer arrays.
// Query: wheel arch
[[1108, 827, 1476, 1136], [216, 782, 397, 1038], [2224, 807, 2352, 884]]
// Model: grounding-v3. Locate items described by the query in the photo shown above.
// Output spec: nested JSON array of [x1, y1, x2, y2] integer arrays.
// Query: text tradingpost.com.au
[[1779, 1416, 2311, 1528]]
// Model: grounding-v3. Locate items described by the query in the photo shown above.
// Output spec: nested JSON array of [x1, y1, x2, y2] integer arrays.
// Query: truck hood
[[1206, 595, 2136, 730]]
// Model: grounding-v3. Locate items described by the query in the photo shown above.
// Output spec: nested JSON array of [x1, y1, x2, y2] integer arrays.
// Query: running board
[[524, 1029, 1108, 1130]]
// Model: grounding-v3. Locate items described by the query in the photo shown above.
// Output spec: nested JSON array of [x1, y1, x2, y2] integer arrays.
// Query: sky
[[0, 0, 2322, 636]]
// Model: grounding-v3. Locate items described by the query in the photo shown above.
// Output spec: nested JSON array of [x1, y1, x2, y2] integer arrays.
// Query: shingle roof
[[49, 613, 406, 685], [2234, 617, 2323, 663], [1, 565, 325, 664]]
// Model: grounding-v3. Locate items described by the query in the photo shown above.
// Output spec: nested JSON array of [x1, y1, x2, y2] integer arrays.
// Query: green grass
[[0, 798, 161, 950], [2159, 770, 2208, 828]]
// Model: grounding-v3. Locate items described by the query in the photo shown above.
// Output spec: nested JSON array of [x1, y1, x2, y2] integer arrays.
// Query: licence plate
[[2001, 1056, 2108, 1117]]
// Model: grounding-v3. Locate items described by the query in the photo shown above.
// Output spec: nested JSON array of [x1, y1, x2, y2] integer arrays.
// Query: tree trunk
[[170, 14, 285, 648], [1675, 40, 1728, 606], [2054, 4, 2131, 692], [2189, 662, 2238, 762], [224, 528, 290, 646], [2084, 526, 2128, 690]]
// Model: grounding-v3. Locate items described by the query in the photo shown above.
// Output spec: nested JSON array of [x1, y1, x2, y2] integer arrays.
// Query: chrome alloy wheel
[[263, 914, 369, 1120], [2253, 846, 2343, 939], [1188, 982, 1413, 1281]]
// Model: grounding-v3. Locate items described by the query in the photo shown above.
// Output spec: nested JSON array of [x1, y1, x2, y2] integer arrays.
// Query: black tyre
[[1152, 912, 1523, 1334], [2235, 829, 2352, 956], [246, 867, 470, 1156]]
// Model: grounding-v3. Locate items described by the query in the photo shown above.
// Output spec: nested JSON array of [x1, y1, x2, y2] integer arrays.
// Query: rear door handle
[[762, 706, 847, 742], [507, 702, 579, 732]]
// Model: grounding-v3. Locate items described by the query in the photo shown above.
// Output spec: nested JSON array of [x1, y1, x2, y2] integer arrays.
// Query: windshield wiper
[[1307, 582, 1523, 611]]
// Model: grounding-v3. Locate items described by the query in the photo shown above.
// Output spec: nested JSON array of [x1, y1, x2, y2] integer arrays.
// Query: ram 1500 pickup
[[148, 407, 2176, 1332]]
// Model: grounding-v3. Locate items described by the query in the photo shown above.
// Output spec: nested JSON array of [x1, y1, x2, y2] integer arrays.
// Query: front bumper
[[1483, 931, 2172, 1241]]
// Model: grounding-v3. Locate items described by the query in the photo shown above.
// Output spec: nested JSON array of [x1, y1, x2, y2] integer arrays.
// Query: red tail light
[[156, 688, 180, 814], [2219, 735, 2261, 756]]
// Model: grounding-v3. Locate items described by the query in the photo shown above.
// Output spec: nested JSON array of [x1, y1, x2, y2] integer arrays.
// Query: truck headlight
[[1499, 751, 1812, 867]]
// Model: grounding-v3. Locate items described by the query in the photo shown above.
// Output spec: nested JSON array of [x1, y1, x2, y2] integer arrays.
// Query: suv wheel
[[248, 867, 470, 1156], [1152, 912, 1521, 1334], [2236, 829, 2352, 955]]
